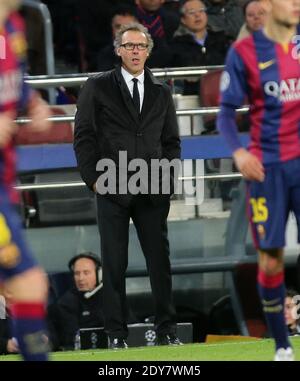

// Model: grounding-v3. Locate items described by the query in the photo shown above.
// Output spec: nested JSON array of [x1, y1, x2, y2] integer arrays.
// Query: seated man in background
[[48, 252, 105, 350], [237, 0, 267, 40], [204, 0, 244, 41], [76, 0, 135, 71], [171, 0, 230, 94], [97, 5, 138, 72]]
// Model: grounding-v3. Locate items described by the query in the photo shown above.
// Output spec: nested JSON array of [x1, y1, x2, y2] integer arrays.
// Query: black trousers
[[96, 194, 176, 339]]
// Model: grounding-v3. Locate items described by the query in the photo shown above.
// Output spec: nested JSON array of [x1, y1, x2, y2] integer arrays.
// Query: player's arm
[[0, 86, 52, 150], [26, 92, 51, 133], [0, 112, 18, 148], [233, 147, 264, 181], [217, 47, 264, 182]]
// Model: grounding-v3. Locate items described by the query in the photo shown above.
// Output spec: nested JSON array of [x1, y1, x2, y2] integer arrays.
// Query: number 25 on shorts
[[249, 197, 269, 223]]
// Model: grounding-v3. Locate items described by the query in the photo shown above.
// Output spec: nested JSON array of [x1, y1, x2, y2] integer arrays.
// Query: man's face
[[245, 1, 267, 32], [284, 296, 298, 327], [135, 0, 164, 12], [181, 0, 208, 34], [117, 30, 149, 76], [112, 14, 137, 38], [269, 0, 300, 27], [73, 258, 97, 292]]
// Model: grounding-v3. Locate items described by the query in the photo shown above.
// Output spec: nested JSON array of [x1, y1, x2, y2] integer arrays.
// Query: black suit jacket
[[74, 65, 181, 206], [48, 288, 105, 350]]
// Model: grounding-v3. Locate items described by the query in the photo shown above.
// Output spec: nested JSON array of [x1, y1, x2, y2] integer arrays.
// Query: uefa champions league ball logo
[[145, 330, 156, 346], [91, 332, 98, 349], [220, 71, 230, 92]]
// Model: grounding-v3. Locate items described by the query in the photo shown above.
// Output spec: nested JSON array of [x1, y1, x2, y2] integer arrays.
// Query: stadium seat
[[231, 263, 267, 338], [200, 69, 240, 202], [200, 69, 249, 134], [199, 69, 223, 134], [31, 169, 96, 226], [15, 106, 73, 145], [208, 295, 240, 336], [200, 69, 223, 106], [209, 264, 267, 338], [16, 107, 96, 226]]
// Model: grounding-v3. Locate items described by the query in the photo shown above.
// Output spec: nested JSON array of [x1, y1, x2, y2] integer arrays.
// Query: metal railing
[[24, 65, 224, 89], [16, 106, 249, 125], [16, 173, 243, 191], [17, 66, 247, 191]]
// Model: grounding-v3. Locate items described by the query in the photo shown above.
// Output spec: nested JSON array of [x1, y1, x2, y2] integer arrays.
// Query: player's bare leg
[[4, 267, 49, 360]]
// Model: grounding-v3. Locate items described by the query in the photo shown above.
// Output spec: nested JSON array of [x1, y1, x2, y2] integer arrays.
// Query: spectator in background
[[237, 0, 268, 40], [285, 289, 300, 336], [48, 253, 105, 350], [204, 0, 244, 41], [135, 0, 180, 67], [76, 0, 135, 72], [171, 0, 230, 94], [0, 293, 19, 355], [97, 6, 138, 72], [163, 0, 181, 14]]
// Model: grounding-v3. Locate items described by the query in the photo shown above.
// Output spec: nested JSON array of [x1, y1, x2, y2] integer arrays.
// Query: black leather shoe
[[156, 333, 183, 346], [109, 338, 128, 350]]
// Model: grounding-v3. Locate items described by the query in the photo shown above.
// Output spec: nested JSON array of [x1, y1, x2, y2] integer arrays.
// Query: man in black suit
[[74, 22, 181, 349]]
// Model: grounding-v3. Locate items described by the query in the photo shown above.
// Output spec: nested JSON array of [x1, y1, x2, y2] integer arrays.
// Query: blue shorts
[[247, 157, 300, 250], [0, 187, 37, 281]]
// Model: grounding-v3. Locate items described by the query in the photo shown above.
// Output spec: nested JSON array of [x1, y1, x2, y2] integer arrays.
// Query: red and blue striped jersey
[[220, 26, 300, 164], [0, 12, 32, 203]]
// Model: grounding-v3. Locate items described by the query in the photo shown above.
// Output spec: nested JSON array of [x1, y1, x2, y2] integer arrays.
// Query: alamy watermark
[[95, 151, 204, 205]]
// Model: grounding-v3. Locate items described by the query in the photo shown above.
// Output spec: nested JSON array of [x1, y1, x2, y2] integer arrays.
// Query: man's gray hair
[[114, 22, 154, 54], [180, 0, 206, 16]]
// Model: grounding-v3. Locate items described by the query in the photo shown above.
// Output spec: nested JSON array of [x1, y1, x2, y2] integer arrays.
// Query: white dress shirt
[[121, 67, 144, 112]]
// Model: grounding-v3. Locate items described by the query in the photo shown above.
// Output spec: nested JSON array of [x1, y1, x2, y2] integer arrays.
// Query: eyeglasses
[[185, 8, 207, 16], [120, 43, 149, 51]]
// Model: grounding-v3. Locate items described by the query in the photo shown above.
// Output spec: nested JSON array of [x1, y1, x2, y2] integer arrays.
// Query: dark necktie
[[132, 78, 140, 114]]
